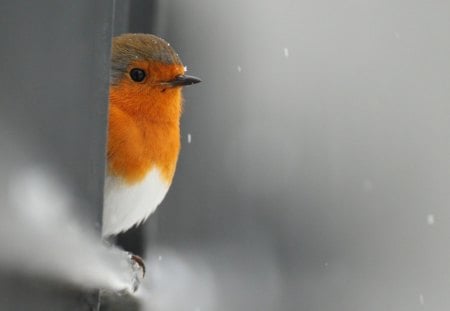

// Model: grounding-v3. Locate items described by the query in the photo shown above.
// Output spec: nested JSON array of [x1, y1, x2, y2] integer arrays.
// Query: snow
[[426, 214, 435, 225], [419, 294, 425, 305]]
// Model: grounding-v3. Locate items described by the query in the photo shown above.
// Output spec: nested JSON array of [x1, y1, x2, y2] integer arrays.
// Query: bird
[[102, 33, 201, 238]]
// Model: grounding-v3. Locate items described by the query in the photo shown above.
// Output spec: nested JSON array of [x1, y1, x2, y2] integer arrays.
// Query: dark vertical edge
[[128, 0, 158, 34], [91, 0, 114, 234], [90, 1, 114, 310], [112, 0, 131, 36]]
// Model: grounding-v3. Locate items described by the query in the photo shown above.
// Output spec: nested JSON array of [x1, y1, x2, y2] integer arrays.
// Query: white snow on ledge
[[0, 166, 136, 293]]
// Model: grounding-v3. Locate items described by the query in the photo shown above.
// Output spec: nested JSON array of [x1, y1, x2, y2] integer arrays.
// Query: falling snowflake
[[427, 214, 435, 225], [419, 294, 425, 305]]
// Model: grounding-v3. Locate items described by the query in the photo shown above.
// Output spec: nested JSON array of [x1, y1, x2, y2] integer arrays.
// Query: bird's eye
[[129, 68, 146, 82]]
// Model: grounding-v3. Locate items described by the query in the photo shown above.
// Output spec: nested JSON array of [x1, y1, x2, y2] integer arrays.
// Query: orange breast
[[106, 63, 184, 184]]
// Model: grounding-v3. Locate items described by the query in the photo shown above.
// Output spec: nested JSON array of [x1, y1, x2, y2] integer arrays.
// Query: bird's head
[[109, 33, 201, 123]]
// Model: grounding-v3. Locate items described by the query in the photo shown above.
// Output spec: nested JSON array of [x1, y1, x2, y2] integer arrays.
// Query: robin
[[102, 33, 201, 239]]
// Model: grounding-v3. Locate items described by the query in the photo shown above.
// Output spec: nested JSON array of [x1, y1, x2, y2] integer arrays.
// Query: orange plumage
[[107, 61, 184, 184]]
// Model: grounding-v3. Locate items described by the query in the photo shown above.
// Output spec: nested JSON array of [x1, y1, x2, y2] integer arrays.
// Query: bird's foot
[[127, 253, 146, 292], [129, 253, 146, 277]]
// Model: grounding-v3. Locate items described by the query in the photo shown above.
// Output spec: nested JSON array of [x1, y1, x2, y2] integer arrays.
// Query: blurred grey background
[[0, 0, 450, 310], [143, 0, 450, 310]]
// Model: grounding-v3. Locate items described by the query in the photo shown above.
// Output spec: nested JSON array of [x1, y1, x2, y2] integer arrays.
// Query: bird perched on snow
[[102, 33, 201, 238]]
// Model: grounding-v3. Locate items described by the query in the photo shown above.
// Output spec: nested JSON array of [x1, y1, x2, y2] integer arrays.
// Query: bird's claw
[[127, 253, 146, 292]]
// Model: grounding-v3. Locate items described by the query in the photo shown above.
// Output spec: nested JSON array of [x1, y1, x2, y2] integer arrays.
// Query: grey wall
[[0, 1, 112, 224], [0, 1, 113, 309], [141, 1, 450, 310]]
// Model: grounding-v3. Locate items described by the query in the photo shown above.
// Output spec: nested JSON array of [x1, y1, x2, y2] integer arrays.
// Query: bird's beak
[[163, 75, 202, 87]]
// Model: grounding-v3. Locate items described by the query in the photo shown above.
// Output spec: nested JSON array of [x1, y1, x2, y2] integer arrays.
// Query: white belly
[[102, 167, 170, 237]]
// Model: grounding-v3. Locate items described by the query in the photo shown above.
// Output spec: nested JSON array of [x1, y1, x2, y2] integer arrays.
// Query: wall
[[0, 1, 112, 309]]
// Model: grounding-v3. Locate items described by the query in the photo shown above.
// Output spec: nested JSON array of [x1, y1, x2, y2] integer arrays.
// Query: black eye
[[129, 68, 146, 82]]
